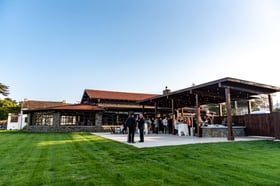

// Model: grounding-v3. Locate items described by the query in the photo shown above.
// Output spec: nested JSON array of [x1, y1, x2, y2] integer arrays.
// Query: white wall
[[7, 113, 28, 130]]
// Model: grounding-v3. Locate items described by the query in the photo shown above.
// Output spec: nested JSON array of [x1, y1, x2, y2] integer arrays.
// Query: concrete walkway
[[92, 132, 274, 148]]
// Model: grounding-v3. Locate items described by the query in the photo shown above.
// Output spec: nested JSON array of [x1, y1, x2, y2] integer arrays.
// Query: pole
[[225, 87, 234, 140]]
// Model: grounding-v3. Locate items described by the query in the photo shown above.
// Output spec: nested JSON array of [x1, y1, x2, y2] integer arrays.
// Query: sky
[[1, 0, 280, 104]]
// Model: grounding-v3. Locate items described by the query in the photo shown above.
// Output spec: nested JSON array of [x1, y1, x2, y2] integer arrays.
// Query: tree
[[0, 98, 21, 120], [0, 83, 9, 96]]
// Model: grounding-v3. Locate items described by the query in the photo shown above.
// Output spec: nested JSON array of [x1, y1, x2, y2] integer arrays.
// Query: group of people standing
[[125, 113, 194, 143], [125, 113, 145, 143]]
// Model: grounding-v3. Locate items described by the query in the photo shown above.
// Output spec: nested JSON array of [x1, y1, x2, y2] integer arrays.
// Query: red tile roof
[[84, 89, 159, 101], [22, 100, 67, 110]]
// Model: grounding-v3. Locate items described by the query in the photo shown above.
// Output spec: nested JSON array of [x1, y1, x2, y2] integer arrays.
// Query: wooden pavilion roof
[[139, 77, 280, 108]]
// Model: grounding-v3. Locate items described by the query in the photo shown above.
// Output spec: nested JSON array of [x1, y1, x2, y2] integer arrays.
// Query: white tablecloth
[[178, 123, 189, 136]]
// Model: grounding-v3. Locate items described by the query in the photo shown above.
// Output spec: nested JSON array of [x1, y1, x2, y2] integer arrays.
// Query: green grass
[[0, 131, 280, 186]]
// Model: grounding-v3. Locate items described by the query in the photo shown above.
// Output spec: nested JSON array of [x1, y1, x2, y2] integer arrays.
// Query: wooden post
[[219, 103, 223, 116], [268, 94, 273, 113], [225, 87, 234, 140], [171, 99, 174, 115], [247, 100, 252, 114], [196, 94, 202, 137], [172, 113, 176, 135], [273, 112, 280, 139], [154, 103, 157, 118], [171, 99, 175, 134]]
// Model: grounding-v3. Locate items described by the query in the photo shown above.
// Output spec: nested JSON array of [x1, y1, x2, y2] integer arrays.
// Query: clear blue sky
[[1, 0, 280, 103]]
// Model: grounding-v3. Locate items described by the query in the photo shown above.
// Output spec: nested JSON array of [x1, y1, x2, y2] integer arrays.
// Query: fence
[[214, 112, 280, 138]]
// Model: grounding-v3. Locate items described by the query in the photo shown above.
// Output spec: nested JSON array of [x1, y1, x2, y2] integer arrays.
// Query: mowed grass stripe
[[0, 132, 39, 185], [1, 132, 280, 185], [163, 142, 280, 185]]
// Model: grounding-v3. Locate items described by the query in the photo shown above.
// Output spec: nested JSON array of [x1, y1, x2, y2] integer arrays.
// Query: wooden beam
[[219, 103, 223, 116], [191, 89, 225, 99], [196, 94, 202, 137], [171, 99, 175, 135], [171, 99, 174, 115], [225, 87, 234, 140], [220, 85, 272, 95], [154, 103, 157, 118], [268, 94, 273, 113], [247, 100, 252, 114]]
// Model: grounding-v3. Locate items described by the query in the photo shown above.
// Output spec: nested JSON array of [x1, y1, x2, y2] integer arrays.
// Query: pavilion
[[139, 77, 280, 140]]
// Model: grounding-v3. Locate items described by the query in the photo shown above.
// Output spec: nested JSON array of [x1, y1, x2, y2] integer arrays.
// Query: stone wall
[[26, 112, 107, 132], [95, 112, 102, 127], [53, 112, 60, 127], [201, 126, 246, 137], [26, 126, 101, 132]]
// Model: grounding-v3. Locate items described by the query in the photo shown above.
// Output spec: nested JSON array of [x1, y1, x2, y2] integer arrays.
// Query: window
[[32, 112, 53, 126], [60, 116, 76, 125], [10, 115, 18, 122]]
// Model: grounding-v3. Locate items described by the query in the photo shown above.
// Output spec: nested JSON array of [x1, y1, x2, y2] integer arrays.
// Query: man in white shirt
[[162, 116, 168, 134]]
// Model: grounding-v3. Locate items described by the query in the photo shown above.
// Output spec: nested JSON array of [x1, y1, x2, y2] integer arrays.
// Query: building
[[23, 90, 158, 132], [7, 99, 67, 130], [20, 77, 280, 139]]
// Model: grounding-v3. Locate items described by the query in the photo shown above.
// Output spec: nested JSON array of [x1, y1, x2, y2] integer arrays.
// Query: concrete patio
[[92, 132, 274, 148]]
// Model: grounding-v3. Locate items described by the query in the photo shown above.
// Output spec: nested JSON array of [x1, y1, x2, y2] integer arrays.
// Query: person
[[158, 117, 163, 133], [173, 117, 178, 135], [168, 116, 173, 134], [125, 113, 137, 143], [162, 116, 168, 134], [144, 117, 151, 135], [122, 121, 127, 134], [151, 118, 155, 133], [137, 113, 145, 142], [154, 118, 159, 134], [186, 117, 191, 136]]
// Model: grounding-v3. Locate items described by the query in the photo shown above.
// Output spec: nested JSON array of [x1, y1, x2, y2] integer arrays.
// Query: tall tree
[[0, 83, 9, 96]]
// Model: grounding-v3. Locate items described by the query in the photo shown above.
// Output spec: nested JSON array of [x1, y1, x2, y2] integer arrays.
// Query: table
[[177, 123, 189, 136]]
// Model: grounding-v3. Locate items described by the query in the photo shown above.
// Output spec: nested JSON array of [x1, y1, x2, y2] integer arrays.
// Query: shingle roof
[[22, 100, 67, 110], [84, 89, 159, 101], [22, 103, 103, 112], [51, 104, 103, 111]]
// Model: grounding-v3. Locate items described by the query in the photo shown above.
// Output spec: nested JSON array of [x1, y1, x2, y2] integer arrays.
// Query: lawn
[[0, 131, 279, 186]]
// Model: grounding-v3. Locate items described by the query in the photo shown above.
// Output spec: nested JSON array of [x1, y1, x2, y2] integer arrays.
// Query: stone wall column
[[53, 112, 60, 127], [95, 112, 102, 127], [28, 113, 33, 126]]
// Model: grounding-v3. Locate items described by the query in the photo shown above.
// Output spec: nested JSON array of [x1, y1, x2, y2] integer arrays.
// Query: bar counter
[[201, 124, 246, 137]]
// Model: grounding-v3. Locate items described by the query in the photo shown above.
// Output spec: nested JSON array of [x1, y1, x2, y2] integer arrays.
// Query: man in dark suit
[[137, 114, 145, 142], [126, 113, 137, 143]]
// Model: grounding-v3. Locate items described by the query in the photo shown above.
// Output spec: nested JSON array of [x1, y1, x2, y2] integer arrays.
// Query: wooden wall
[[271, 112, 280, 139], [214, 113, 280, 139]]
